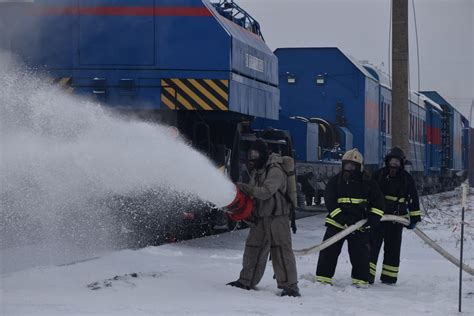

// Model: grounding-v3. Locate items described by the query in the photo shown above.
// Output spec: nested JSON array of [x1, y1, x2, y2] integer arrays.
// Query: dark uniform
[[315, 149, 385, 287], [369, 147, 422, 284]]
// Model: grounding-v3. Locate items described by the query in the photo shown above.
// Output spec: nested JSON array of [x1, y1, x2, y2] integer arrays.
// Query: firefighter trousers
[[238, 215, 298, 289], [369, 221, 403, 284], [316, 225, 370, 284]]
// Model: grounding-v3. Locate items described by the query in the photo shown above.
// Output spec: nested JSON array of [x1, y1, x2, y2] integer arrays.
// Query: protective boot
[[226, 280, 251, 290], [280, 286, 301, 297], [368, 274, 375, 284]]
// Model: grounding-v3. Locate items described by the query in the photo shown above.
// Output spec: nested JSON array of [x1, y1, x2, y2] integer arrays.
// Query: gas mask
[[342, 161, 360, 181], [388, 157, 402, 177], [247, 149, 265, 172]]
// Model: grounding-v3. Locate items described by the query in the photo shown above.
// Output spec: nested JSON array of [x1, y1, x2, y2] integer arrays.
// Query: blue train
[[255, 47, 469, 202], [0, 1, 469, 238]]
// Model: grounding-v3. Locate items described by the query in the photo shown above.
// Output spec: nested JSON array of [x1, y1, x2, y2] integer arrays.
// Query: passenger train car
[[257, 47, 469, 200]]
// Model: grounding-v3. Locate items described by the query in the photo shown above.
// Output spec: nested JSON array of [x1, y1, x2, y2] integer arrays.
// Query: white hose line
[[293, 214, 474, 275], [413, 227, 474, 276], [293, 215, 409, 256], [293, 219, 367, 256], [382, 214, 410, 226]]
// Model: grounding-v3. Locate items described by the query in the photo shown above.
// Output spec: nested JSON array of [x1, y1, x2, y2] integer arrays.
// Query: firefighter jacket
[[372, 167, 422, 223], [324, 172, 385, 229], [248, 154, 289, 218]]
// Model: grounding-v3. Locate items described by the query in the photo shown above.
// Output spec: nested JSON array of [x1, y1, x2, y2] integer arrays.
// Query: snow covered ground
[[1, 190, 473, 315]]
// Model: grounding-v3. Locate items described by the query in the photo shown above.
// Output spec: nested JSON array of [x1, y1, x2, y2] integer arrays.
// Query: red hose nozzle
[[223, 185, 253, 221]]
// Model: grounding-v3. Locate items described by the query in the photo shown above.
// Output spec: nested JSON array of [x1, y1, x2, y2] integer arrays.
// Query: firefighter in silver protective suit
[[227, 139, 300, 297]]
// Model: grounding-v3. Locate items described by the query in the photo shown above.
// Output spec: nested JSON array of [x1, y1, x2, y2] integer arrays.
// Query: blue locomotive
[[0, 0, 285, 241]]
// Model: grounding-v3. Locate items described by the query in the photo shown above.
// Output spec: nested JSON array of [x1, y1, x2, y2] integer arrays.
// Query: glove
[[363, 214, 381, 230], [290, 208, 297, 234], [333, 213, 356, 226], [238, 183, 254, 197], [406, 217, 420, 230]]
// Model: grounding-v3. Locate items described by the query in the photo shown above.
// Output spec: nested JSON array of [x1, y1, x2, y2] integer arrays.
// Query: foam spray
[[0, 53, 236, 272]]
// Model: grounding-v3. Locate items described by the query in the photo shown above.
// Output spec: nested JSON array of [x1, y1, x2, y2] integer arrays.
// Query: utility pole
[[391, 0, 410, 158]]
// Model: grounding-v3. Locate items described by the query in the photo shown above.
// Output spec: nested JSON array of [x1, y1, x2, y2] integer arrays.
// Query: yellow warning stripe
[[171, 79, 213, 110], [220, 79, 228, 87], [161, 94, 177, 110], [50, 77, 74, 94], [204, 79, 228, 101], [161, 78, 229, 111], [58, 77, 71, 86], [161, 80, 191, 110], [176, 92, 195, 110], [189, 79, 227, 111]]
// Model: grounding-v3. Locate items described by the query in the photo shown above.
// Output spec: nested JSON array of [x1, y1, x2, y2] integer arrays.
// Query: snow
[[1, 191, 473, 315]]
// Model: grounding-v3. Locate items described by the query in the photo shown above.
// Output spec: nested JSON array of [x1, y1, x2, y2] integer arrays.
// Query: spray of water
[[0, 53, 236, 271]]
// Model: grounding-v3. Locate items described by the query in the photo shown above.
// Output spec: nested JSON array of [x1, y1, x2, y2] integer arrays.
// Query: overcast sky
[[237, 0, 473, 120]]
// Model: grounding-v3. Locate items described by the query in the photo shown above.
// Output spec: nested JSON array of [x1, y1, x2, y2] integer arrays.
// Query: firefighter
[[227, 139, 300, 297], [369, 146, 421, 285], [315, 148, 385, 288]]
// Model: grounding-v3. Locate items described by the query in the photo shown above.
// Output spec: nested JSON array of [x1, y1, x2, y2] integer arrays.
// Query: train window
[[412, 116, 415, 141], [420, 119, 423, 142], [414, 117, 417, 141], [414, 116, 416, 141], [387, 104, 391, 135], [414, 116, 417, 141], [415, 116, 418, 142], [417, 117, 420, 142], [423, 120, 425, 141], [419, 118, 422, 142], [416, 118, 419, 142]]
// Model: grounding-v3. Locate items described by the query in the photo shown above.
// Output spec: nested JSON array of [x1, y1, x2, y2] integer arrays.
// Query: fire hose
[[223, 187, 474, 276], [293, 215, 409, 256], [292, 215, 474, 276], [413, 227, 474, 276]]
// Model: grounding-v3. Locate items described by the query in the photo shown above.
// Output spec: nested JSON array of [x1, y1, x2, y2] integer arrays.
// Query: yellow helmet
[[342, 148, 363, 165]]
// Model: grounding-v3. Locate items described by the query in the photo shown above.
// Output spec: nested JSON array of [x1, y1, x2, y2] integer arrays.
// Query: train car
[[269, 47, 380, 169], [407, 92, 427, 176], [418, 93, 444, 191], [362, 64, 427, 176], [420, 91, 467, 188], [361, 63, 393, 159], [253, 47, 385, 206], [262, 47, 468, 198]]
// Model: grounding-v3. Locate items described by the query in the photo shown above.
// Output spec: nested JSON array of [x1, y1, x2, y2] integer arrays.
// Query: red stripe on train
[[36, 6, 212, 16]]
